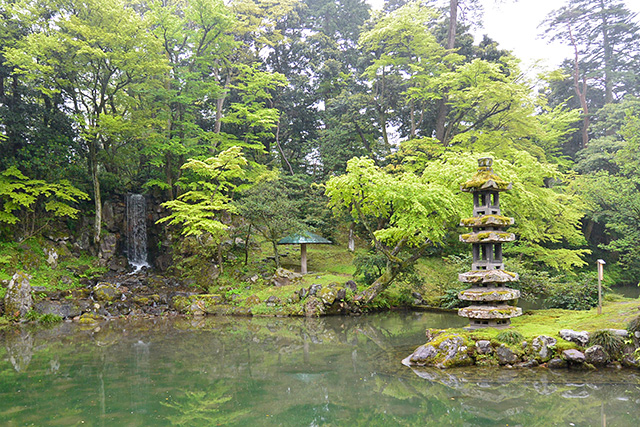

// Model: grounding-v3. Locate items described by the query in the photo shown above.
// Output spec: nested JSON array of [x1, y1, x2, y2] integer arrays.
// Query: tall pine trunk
[[568, 22, 590, 148], [435, 0, 458, 144]]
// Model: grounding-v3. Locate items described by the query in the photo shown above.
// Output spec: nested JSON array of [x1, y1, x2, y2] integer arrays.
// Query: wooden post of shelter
[[277, 231, 331, 275], [300, 243, 308, 274]]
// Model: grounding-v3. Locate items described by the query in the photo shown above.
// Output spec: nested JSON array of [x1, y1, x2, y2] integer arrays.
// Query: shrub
[[439, 284, 468, 309], [543, 274, 603, 310], [353, 250, 387, 286], [588, 329, 624, 357], [496, 330, 524, 345], [503, 259, 553, 301]]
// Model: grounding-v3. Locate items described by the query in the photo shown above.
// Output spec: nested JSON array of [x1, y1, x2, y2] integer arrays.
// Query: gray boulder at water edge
[[4, 272, 33, 318]]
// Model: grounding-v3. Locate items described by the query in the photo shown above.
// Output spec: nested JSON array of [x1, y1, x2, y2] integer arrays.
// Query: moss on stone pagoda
[[457, 157, 522, 329]]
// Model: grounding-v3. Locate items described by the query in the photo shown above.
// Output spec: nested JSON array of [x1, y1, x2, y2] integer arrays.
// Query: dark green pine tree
[[542, 0, 640, 152], [264, 0, 374, 178]]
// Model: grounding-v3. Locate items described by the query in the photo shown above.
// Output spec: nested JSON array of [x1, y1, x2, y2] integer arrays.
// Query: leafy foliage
[[159, 147, 247, 242], [326, 156, 459, 252], [0, 167, 89, 237], [353, 250, 388, 286], [438, 284, 468, 309], [573, 114, 640, 280], [234, 177, 305, 267], [543, 274, 602, 310], [418, 151, 589, 270]]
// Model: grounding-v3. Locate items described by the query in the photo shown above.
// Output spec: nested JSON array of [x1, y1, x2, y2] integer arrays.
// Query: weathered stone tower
[[457, 158, 522, 329]]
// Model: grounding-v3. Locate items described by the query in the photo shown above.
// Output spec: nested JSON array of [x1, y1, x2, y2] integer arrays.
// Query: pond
[[1, 312, 639, 426]]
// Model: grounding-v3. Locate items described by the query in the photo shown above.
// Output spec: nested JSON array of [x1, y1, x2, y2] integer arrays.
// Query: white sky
[[367, 0, 640, 73]]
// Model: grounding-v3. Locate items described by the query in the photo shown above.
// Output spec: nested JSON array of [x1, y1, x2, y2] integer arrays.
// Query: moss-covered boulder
[[245, 294, 261, 306], [4, 272, 33, 318], [317, 287, 336, 305], [286, 292, 301, 304], [171, 294, 225, 314], [304, 297, 325, 317], [271, 268, 303, 287], [33, 300, 89, 319], [402, 333, 473, 369], [496, 345, 520, 365], [562, 349, 586, 365], [265, 296, 281, 306], [77, 312, 105, 324], [531, 335, 557, 362], [584, 345, 609, 366], [43, 245, 59, 268], [93, 282, 122, 303]]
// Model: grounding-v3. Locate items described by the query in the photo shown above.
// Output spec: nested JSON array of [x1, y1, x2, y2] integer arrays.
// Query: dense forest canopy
[[1, 0, 640, 299]]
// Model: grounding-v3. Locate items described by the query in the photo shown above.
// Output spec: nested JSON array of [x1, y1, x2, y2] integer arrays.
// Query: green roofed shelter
[[278, 231, 332, 274]]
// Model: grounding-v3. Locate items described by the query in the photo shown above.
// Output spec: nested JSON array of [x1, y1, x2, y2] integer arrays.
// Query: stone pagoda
[[457, 157, 522, 329]]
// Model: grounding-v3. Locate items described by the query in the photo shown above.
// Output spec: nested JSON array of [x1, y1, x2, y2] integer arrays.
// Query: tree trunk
[[583, 218, 595, 241], [214, 73, 231, 135], [354, 269, 398, 306], [410, 101, 416, 139], [244, 224, 251, 265], [435, 98, 448, 144], [378, 73, 390, 150], [568, 22, 589, 148], [217, 243, 224, 274], [274, 117, 294, 175], [446, 0, 459, 50], [90, 139, 102, 244], [165, 152, 174, 200], [601, 0, 614, 104], [435, 0, 458, 144], [271, 241, 281, 268]]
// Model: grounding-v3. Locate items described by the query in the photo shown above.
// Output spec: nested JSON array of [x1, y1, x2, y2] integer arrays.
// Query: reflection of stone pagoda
[[457, 158, 522, 329]]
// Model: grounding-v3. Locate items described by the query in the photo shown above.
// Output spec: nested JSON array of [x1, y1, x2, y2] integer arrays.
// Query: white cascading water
[[126, 194, 150, 272]]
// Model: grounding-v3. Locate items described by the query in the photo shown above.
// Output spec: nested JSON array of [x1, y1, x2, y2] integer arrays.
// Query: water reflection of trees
[[1, 315, 639, 426], [162, 381, 249, 426]]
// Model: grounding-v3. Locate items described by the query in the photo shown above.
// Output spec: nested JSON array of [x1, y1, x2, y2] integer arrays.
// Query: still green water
[[1, 312, 639, 426]]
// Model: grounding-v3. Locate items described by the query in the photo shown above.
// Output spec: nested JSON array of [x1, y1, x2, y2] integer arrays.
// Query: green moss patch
[[461, 170, 511, 191]]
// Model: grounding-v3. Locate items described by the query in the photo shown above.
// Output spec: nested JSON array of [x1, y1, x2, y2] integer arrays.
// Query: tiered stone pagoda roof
[[458, 305, 523, 320], [460, 157, 512, 192], [459, 230, 515, 244], [460, 215, 514, 228], [458, 270, 519, 284], [458, 287, 521, 302]]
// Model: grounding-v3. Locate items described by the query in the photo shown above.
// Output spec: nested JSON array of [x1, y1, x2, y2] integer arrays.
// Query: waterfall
[[126, 194, 150, 272]]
